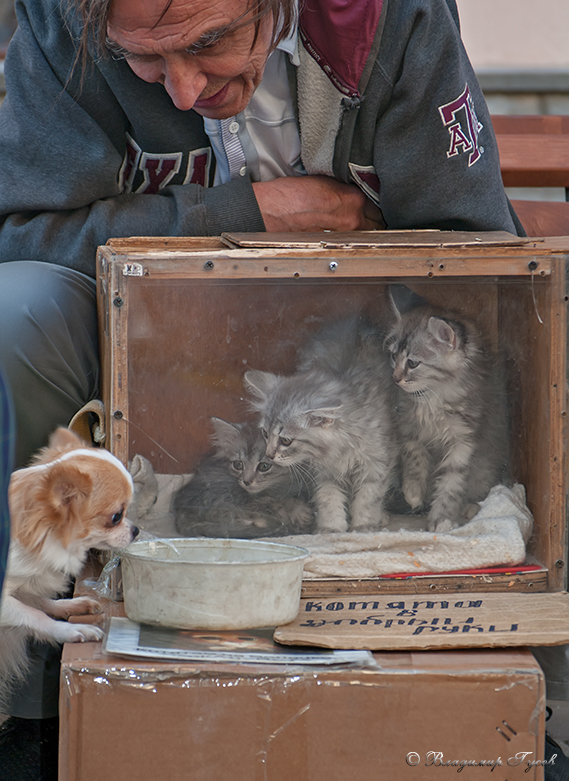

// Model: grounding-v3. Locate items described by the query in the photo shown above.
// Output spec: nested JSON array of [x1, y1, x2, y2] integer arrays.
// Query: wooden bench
[[492, 114, 569, 236]]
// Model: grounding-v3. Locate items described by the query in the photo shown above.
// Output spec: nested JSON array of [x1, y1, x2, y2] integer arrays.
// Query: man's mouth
[[193, 82, 230, 110]]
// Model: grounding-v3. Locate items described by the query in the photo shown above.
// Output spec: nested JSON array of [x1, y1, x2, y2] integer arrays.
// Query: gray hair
[[71, 0, 298, 68]]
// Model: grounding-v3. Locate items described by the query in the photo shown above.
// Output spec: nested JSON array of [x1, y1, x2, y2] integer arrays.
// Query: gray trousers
[[0, 261, 98, 717], [0, 261, 98, 469]]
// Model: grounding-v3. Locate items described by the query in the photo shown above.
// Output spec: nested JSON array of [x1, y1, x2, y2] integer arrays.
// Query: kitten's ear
[[383, 333, 397, 353], [388, 284, 428, 319], [427, 317, 457, 350], [210, 417, 242, 449], [305, 403, 342, 428], [244, 370, 278, 400]]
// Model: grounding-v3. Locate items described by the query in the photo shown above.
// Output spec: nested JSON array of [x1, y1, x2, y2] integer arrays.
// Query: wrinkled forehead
[[107, 0, 253, 38]]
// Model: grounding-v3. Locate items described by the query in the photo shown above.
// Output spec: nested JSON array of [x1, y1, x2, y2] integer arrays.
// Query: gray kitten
[[384, 286, 509, 531], [244, 318, 398, 533], [173, 418, 314, 538]]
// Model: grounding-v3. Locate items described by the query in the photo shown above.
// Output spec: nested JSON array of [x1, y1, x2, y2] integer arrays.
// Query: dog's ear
[[44, 463, 94, 545], [48, 463, 93, 507], [48, 427, 88, 450], [11, 462, 94, 550]]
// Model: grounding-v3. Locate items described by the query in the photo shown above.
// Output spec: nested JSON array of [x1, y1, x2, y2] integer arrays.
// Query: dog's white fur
[[0, 427, 138, 707]]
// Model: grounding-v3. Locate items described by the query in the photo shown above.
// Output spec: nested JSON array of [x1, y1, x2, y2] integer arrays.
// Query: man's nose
[[163, 55, 208, 111]]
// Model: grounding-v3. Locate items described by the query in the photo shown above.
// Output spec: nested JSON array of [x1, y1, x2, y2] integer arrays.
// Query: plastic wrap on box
[[59, 642, 546, 781]]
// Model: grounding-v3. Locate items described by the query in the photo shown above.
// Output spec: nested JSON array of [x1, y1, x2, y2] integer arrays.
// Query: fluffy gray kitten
[[384, 285, 509, 531], [173, 418, 314, 538], [244, 318, 398, 533]]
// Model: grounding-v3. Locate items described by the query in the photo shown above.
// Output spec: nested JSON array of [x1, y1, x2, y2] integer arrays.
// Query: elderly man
[[0, 0, 524, 775], [0, 0, 522, 465]]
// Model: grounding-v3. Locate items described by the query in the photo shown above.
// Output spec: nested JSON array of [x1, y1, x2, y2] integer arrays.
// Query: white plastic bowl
[[120, 538, 309, 630]]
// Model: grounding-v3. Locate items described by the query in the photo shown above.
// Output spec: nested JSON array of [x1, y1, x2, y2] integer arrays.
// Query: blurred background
[[458, 0, 569, 115], [1, 0, 568, 106], [0, 0, 14, 59]]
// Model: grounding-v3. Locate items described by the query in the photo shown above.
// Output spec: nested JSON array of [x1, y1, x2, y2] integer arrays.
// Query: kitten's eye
[[279, 436, 292, 447], [407, 358, 421, 370], [110, 509, 124, 526], [232, 460, 244, 471], [257, 461, 272, 473]]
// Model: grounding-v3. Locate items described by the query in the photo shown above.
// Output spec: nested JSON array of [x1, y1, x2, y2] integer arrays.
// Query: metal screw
[[113, 410, 124, 420], [329, 261, 338, 272], [203, 260, 215, 270], [113, 296, 124, 308]]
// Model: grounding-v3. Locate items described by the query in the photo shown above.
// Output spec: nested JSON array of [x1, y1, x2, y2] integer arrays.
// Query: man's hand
[[252, 175, 384, 232]]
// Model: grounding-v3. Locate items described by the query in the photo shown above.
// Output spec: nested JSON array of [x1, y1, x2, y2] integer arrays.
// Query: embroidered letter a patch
[[439, 84, 483, 167]]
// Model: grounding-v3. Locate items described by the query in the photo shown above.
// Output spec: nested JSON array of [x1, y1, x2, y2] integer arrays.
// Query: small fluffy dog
[[0, 427, 138, 705]]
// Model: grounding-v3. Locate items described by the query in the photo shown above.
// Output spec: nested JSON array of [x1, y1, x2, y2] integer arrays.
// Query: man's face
[[107, 0, 275, 118]]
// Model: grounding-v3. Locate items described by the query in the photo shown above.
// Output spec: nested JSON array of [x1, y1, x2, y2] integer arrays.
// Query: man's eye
[[105, 38, 159, 64], [186, 39, 220, 55], [184, 29, 230, 56]]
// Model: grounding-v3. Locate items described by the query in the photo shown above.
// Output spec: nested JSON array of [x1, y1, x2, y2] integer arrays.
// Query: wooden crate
[[96, 231, 569, 604]]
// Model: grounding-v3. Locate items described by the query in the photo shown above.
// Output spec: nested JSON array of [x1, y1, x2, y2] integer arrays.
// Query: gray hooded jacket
[[0, 0, 522, 276]]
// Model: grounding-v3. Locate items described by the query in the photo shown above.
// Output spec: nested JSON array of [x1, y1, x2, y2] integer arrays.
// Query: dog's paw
[[68, 597, 102, 616], [48, 596, 102, 619], [53, 622, 105, 644]]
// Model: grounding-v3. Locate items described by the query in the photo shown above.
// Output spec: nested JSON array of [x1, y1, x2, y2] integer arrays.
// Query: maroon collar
[[299, 0, 384, 98]]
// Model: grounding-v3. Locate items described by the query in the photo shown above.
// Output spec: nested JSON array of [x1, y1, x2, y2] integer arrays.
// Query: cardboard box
[[95, 231, 569, 648], [59, 618, 547, 781]]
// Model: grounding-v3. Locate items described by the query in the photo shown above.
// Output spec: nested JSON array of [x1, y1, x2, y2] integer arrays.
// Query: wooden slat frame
[[96, 233, 569, 596]]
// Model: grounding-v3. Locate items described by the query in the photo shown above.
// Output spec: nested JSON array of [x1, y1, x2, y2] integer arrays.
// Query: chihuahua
[[0, 427, 138, 705]]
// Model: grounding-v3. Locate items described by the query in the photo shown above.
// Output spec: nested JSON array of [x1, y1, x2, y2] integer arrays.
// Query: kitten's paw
[[351, 512, 390, 533], [402, 479, 425, 511], [284, 500, 315, 532], [427, 515, 456, 533], [316, 518, 348, 534], [464, 502, 480, 522], [315, 503, 348, 533], [350, 522, 382, 533]]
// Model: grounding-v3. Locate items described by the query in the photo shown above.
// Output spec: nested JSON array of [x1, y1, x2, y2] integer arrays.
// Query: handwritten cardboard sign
[[274, 591, 569, 650]]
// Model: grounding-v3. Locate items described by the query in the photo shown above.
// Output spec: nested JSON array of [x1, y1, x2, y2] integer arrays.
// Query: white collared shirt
[[203, 28, 306, 185]]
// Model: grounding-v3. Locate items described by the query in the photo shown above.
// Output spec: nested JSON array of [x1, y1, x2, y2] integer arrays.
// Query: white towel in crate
[[128, 453, 534, 578], [271, 483, 534, 578]]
